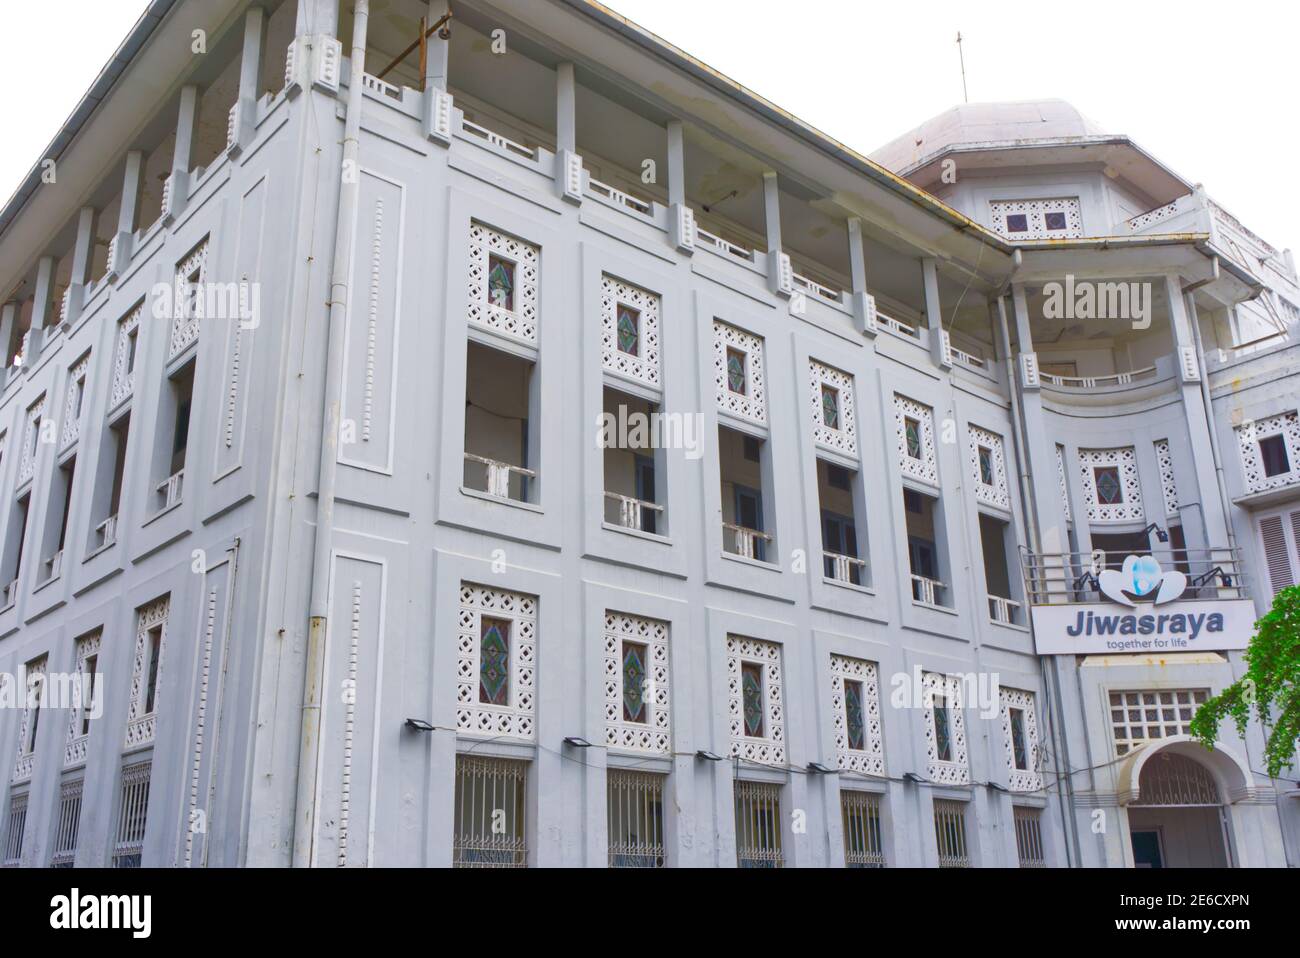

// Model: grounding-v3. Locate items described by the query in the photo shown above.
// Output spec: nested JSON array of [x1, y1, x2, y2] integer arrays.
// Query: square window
[[1005, 213, 1029, 233], [622, 641, 648, 724], [487, 255, 515, 311], [1094, 466, 1123, 504], [821, 384, 840, 430], [1259, 434, 1291, 477], [1043, 211, 1068, 231], [978, 446, 994, 486], [478, 617, 511, 706], [741, 662, 765, 738], [616, 304, 640, 357], [726, 348, 747, 395]]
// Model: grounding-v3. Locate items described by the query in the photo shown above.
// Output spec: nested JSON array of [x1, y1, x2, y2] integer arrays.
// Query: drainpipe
[[996, 294, 1081, 868], [292, 0, 370, 870]]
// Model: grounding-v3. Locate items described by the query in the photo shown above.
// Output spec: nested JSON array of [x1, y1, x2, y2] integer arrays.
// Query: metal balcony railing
[[95, 515, 118, 551], [41, 549, 63, 582], [1020, 547, 1247, 606], [155, 471, 184, 512]]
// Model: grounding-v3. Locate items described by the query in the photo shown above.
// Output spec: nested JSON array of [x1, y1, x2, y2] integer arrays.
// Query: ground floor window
[[1013, 806, 1046, 867], [113, 760, 152, 868], [50, 778, 84, 868], [734, 780, 784, 868], [607, 770, 665, 868], [841, 790, 886, 867], [452, 755, 527, 868], [933, 799, 970, 868]]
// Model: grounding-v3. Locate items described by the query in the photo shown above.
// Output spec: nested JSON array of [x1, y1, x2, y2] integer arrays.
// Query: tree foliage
[[1191, 586, 1300, 779]]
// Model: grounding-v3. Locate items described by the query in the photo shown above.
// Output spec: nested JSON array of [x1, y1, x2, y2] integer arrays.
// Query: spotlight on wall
[[806, 762, 834, 775], [903, 772, 925, 785], [404, 718, 435, 733], [563, 736, 594, 748], [696, 750, 724, 762], [985, 781, 1008, 793], [1142, 523, 1169, 543]]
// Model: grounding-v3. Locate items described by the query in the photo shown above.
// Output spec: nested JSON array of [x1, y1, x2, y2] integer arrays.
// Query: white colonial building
[[0, 4, 1294, 869]]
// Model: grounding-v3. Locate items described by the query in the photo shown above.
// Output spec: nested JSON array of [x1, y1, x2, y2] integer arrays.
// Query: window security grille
[[933, 799, 970, 868], [734, 780, 784, 868], [841, 790, 886, 867], [452, 756, 527, 868], [1014, 806, 1046, 868], [606, 770, 666, 868], [3, 793, 28, 867], [113, 760, 152, 868], [50, 779, 84, 868]]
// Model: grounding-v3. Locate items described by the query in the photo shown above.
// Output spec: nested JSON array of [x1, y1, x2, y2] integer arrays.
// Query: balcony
[[723, 522, 772, 562], [604, 492, 663, 535], [911, 574, 948, 608], [464, 454, 535, 502], [1, 578, 18, 610], [1021, 548, 1248, 605], [824, 551, 867, 587], [154, 471, 184, 513], [988, 595, 1022, 625], [40, 549, 63, 584], [94, 515, 119, 552]]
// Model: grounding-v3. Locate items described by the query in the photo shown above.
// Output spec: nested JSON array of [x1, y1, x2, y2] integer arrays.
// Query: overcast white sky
[[2, 1, 1297, 250]]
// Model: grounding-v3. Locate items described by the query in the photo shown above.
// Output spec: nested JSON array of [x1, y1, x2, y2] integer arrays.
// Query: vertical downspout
[[997, 294, 1080, 867], [292, 0, 370, 870]]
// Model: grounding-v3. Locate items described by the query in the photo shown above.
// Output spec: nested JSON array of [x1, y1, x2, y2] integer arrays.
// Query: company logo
[[1098, 555, 1186, 608]]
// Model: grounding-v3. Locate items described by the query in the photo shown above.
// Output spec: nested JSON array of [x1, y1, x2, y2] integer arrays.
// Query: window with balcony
[[720, 426, 773, 562], [734, 781, 783, 868], [452, 755, 527, 868], [0, 493, 32, 607], [841, 790, 886, 868], [602, 388, 663, 535], [88, 412, 129, 553], [727, 635, 785, 765], [36, 456, 75, 584], [463, 341, 536, 503], [905, 489, 950, 608], [607, 770, 666, 868], [819, 461, 867, 587], [980, 514, 1022, 625], [933, 799, 971, 868], [148, 358, 193, 515]]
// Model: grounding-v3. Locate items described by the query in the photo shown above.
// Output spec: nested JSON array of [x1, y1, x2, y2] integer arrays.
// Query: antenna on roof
[[956, 32, 969, 104]]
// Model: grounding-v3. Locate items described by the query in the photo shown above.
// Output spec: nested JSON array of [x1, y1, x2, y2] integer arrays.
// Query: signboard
[[1030, 555, 1257, 656]]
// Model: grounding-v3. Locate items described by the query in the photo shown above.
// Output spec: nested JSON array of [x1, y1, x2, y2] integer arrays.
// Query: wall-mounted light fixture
[[404, 718, 435, 733], [563, 736, 594, 748], [696, 750, 724, 762]]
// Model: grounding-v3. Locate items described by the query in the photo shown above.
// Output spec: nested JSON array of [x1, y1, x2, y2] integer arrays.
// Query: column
[[846, 218, 876, 337], [922, 257, 950, 368], [555, 62, 581, 203], [230, 5, 267, 156], [65, 206, 97, 324], [763, 172, 792, 296], [162, 85, 199, 225], [667, 119, 693, 253], [29, 256, 56, 358]]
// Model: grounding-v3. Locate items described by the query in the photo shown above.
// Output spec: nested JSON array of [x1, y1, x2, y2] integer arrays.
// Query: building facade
[[0, 1, 1294, 869]]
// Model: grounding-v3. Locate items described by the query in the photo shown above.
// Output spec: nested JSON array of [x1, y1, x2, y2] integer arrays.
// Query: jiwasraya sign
[[1030, 555, 1256, 655]]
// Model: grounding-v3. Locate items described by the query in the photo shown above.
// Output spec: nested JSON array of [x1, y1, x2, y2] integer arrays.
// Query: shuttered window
[[1257, 508, 1300, 599]]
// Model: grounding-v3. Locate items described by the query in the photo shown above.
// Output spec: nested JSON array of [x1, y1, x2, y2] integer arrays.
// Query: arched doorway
[[1126, 752, 1231, 867]]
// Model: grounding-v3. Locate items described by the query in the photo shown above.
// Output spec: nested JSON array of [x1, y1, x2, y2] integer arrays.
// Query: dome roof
[[871, 99, 1111, 174]]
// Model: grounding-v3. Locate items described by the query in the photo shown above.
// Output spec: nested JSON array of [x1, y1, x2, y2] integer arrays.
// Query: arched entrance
[[1125, 751, 1231, 867]]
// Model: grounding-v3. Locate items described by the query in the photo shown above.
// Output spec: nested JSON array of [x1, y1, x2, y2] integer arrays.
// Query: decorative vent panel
[[830, 655, 884, 775], [810, 360, 857, 457], [894, 394, 938, 485], [990, 197, 1083, 239], [111, 304, 142, 407], [713, 321, 767, 424], [600, 276, 660, 389], [1155, 440, 1179, 515], [125, 597, 169, 750], [726, 635, 784, 766], [1078, 447, 1144, 522], [456, 584, 537, 741], [968, 425, 1010, 509], [999, 688, 1043, 793], [467, 223, 539, 344], [923, 672, 970, 785], [169, 240, 209, 359], [1238, 410, 1299, 494], [603, 612, 670, 754]]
